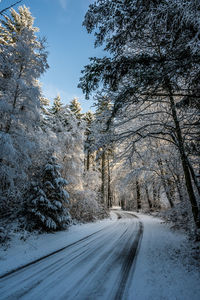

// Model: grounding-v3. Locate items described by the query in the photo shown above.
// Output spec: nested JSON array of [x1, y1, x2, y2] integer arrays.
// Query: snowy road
[[0, 211, 143, 300]]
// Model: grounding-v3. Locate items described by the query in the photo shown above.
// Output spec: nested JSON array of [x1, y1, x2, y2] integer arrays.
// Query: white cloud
[[59, 0, 67, 10], [41, 82, 79, 105]]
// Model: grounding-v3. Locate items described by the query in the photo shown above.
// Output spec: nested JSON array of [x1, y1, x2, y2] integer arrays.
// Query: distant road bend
[[0, 211, 143, 300]]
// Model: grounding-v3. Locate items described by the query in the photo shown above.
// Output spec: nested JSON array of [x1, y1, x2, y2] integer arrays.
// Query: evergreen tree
[[69, 97, 82, 119], [83, 111, 94, 171], [89, 94, 114, 208], [40, 96, 50, 115], [0, 5, 48, 211], [0, 5, 48, 132], [84, 111, 94, 126], [50, 94, 63, 114], [26, 157, 71, 232]]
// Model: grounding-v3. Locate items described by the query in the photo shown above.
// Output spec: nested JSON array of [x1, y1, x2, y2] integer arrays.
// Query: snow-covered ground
[[0, 211, 200, 300], [126, 213, 200, 300], [0, 212, 117, 277]]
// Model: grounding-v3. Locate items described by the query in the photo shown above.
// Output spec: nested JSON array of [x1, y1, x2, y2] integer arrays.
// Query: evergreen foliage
[[0, 5, 48, 132], [69, 97, 82, 119], [50, 94, 63, 115], [0, 5, 48, 212], [26, 157, 71, 231], [0, 4, 109, 236]]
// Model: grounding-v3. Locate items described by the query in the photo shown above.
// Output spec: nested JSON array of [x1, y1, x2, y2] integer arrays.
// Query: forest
[[0, 0, 200, 244]]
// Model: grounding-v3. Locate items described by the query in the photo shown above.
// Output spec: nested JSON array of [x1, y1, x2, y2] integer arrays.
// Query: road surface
[[0, 211, 143, 300]]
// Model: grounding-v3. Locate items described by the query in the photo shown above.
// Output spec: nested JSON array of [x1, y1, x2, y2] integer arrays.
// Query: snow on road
[[0, 212, 118, 278], [0, 210, 200, 300], [0, 211, 141, 299]]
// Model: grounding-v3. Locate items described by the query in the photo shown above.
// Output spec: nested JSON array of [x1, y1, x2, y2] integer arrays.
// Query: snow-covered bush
[[0, 226, 10, 243], [159, 199, 196, 234], [26, 157, 71, 232], [70, 190, 108, 222]]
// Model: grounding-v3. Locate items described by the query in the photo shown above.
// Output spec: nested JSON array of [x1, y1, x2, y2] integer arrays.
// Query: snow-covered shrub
[[159, 200, 196, 234], [0, 227, 10, 243], [26, 157, 71, 232], [70, 190, 108, 222]]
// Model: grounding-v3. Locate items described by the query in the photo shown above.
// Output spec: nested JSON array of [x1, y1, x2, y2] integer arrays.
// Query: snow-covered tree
[[50, 94, 63, 115], [79, 0, 200, 228], [0, 5, 48, 132], [40, 95, 50, 116], [69, 97, 82, 119], [83, 110, 95, 171], [0, 4, 109, 233], [85, 94, 114, 208], [43, 98, 102, 221], [0, 5, 48, 214], [26, 157, 71, 231]]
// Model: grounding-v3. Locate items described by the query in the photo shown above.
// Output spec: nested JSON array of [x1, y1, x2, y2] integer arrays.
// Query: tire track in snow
[[114, 218, 143, 300], [0, 220, 117, 280], [60, 212, 143, 300], [0, 211, 143, 300], [0, 215, 126, 298]]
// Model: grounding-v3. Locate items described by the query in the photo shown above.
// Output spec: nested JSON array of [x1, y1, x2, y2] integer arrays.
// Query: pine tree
[[84, 111, 95, 171], [0, 5, 48, 132], [0, 5, 48, 211], [26, 157, 71, 232], [69, 97, 82, 119], [89, 95, 114, 208], [84, 111, 94, 126], [40, 96, 50, 115], [50, 94, 63, 114]]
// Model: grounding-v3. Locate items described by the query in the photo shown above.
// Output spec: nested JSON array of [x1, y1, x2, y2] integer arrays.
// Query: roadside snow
[[126, 213, 200, 300], [0, 212, 117, 277]]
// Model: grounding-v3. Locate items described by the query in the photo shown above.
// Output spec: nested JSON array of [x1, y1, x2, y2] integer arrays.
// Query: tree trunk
[[157, 158, 174, 208], [152, 181, 157, 209], [107, 156, 112, 208], [145, 184, 152, 210], [156, 184, 161, 209], [136, 178, 141, 210], [101, 150, 106, 206], [6, 65, 23, 133], [186, 157, 200, 198], [167, 85, 200, 228], [175, 174, 184, 202], [86, 150, 90, 171]]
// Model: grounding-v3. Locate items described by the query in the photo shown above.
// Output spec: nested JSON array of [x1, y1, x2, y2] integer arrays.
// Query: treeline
[[0, 6, 111, 235]]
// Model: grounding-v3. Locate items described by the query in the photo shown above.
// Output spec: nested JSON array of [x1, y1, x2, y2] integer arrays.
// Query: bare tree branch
[[0, 1, 22, 16]]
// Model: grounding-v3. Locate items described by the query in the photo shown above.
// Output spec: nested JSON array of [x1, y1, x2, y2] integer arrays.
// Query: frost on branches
[[0, 5, 48, 216], [79, 0, 200, 229], [41, 96, 108, 224], [0, 5, 109, 237], [26, 157, 71, 232]]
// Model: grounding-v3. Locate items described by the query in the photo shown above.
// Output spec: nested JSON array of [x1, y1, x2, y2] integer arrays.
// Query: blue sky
[[3, 0, 104, 111]]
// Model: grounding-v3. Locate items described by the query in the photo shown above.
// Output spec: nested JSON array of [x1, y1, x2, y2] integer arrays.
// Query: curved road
[[0, 211, 143, 300]]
